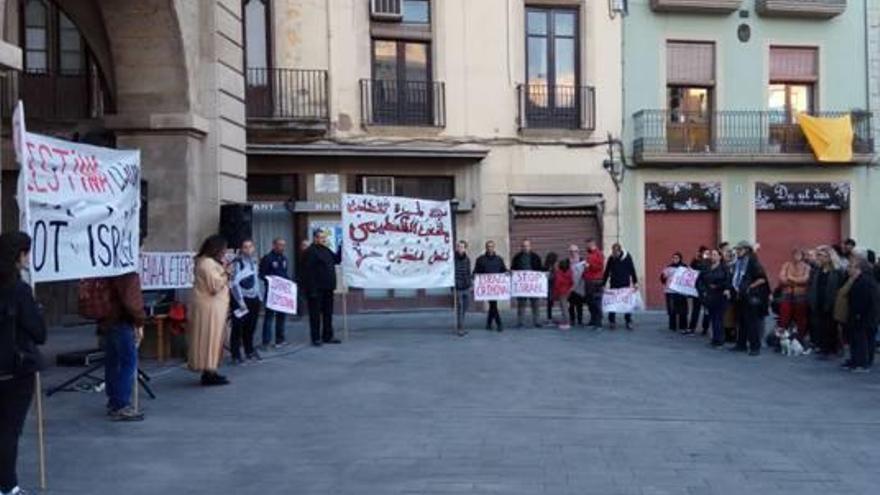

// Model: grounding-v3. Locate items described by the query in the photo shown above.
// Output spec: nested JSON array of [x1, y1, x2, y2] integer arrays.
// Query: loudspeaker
[[220, 204, 253, 249]]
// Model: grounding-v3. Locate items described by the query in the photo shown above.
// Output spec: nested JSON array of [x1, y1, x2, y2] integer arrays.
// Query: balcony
[[632, 110, 874, 165], [650, 0, 743, 13], [246, 68, 328, 130], [517, 84, 596, 131], [360, 79, 446, 127], [757, 0, 846, 19], [1, 70, 100, 122]]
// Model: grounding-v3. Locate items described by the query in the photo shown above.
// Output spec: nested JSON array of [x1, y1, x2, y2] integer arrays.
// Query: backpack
[[78, 278, 114, 320]]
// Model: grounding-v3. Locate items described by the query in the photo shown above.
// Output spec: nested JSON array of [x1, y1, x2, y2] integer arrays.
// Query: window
[[402, 0, 430, 23], [24, 0, 48, 73], [58, 12, 84, 75], [244, 0, 269, 71], [769, 46, 817, 123], [666, 41, 715, 152], [526, 7, 578, 99], [247, 174, 296, 199], [360, 176, 454, 200]]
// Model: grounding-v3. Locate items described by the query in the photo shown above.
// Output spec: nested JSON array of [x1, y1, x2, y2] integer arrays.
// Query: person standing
[[230, 239, 263, 364], [697, 248, 732, 348], [474, 240, 507, 332], [259, 238, 290, 348], [730, 241, 769, 356], [661, 253, 688, 332], [189, 235, 232, 386], [98, 271, 147, 421], [688, 246, 711, 335], [567, 245, 586, 326], [583, 239, 605, 328], [295, 239, 310, 320], [603, 243, 638, 330], [511, 239, 543, 328], [553, 258, 574, 330], [808, 246, 845, 358], [778, 248, 811, 340], [0, 232, 47, 495], [544, 252, 559, 323], [453, 241, 472, 336], [302, 230, 341, 347], [843, 257, 878, 373]]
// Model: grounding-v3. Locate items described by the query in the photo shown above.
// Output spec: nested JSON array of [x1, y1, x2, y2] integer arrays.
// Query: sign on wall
[[474, 274, 511, 301], [645, 182, 721, 211], [341, 193, 454, 289], [314, 174, 340, 193], [13, 102, 141, 283], [755, 182, 850, 211], [139, 252, 195, 290]]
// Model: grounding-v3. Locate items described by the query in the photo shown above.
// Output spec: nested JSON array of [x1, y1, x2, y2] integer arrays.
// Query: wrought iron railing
[[246, 68, 328, 123], [1, 70, 99, 121], [360, 79, 446, 127], [633, 109, 874, 158], [517, 84, 596, 130]]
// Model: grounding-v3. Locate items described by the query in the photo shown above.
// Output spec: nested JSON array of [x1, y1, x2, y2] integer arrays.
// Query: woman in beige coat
[[189, 235, 232, 386]]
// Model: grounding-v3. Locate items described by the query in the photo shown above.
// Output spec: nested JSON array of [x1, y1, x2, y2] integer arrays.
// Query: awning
[[510, 195, 605, 210], [247, 141, 489, 160], [797, 114, 854, 163]]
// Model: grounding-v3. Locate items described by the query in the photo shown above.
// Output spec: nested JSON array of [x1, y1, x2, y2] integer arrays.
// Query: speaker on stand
[[219, 204, 253, 250]]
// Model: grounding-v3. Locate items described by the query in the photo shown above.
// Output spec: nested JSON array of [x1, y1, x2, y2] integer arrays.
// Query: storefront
[[508, 195, 604, 257]]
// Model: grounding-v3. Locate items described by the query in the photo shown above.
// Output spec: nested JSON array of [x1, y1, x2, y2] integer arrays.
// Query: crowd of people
[[663, 239, 880, 372]]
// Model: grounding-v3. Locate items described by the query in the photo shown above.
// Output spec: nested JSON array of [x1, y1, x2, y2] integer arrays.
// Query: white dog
[[779, 329, 807, 357]]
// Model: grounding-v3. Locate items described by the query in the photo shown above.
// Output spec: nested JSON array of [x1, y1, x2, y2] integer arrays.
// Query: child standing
[[553, 258, 574, 330]]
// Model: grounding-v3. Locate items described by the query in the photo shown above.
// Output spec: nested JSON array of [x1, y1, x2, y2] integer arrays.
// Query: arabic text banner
[[13, 102, 141, 283], [474, 274, 511, 301], [342, 193, 454, 289], [140, 252, 195, 290]]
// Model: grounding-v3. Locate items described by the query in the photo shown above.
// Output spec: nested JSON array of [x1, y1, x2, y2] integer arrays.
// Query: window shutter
[[770, 47, 818, 83], [666, 41, 715, 86]]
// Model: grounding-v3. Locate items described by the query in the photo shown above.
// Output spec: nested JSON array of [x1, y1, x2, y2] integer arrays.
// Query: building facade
[[245, 0, 624, 310], [621, 0, 877, 307]]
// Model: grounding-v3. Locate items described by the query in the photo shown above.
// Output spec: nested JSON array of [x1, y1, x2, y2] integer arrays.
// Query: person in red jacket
[[553, 258, 574, 330], [583, 239, 606, 328]]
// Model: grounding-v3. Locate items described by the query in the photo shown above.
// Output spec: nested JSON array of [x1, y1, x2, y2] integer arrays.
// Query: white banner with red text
[[265, 276, 298, 315], [13, 102, 141, 283], [510, 270, 548, 298], [341, 193, 454, 289], [473, 273, 512, 301], [666, 267, 700, 297], [139, 252, 195, 290], [601, 288, 644, 313]]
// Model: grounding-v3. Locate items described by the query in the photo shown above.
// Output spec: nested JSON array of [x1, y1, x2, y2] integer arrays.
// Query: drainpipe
[[325, 0, 334, 137]]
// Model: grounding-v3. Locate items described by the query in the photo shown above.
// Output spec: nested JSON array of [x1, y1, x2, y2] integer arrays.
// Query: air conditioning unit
[[370, 0, 403, 21], [363, 176, 395, 196]]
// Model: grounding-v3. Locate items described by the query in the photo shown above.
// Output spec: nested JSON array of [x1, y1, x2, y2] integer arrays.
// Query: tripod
[[46, 356, 156, 399]]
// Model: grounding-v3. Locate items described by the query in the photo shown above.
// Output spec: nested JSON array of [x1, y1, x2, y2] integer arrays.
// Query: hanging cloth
[[796, 113, 854, 163]]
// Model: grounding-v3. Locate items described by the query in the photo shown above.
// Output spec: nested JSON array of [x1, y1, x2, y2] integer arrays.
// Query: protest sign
[[341, 193, 454, 289], [265, 276, 298, 315], [13, 102, 141, 283], [602, 288, 644, 313], [510, 270, 548, 298], [309, 221, 343, 252], [667, 267, 700, 297], [474, 273, 511, 301], [139, 252, 195, 290]]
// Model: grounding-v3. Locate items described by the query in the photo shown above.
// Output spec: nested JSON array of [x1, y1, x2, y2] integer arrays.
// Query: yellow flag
[[796, 113, 854, 163]]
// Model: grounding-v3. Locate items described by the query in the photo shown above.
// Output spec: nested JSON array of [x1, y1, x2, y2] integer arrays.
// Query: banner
[[341, 193, 454, 289], [13, 102, 141, 283], [265, 275, 298, 315], [602, 288, 644, 313], [474, 273, 511, 302], [139, 252, 195, 290], [510, 270, 548, 298], [667, 267, 700, 297]]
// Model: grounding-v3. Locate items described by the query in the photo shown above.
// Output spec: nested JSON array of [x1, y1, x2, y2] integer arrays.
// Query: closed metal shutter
[[667, 41, 716, 86], [770, 46, 818, 83], [509, 211, 601, 262], [757, 211, 841, 288]]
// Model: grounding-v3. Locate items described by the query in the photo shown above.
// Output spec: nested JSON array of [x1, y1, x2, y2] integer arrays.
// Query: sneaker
[[246, 351, 263, 362], [110, 406, 145, 422], [559, 324, 571, 330], [323, 338, 342, 345], [626, 322, 633, 330], [457, 330, 468, 337], [274, 340, 289, 349], [311, 341, 323, 347]]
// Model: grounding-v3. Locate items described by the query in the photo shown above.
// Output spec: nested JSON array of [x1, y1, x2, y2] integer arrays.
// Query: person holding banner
[[230, 239, 263, 364], [697, 248, 733, 348], [454, 241, 472, 336], [567, 245, 586, 327], [730, 241, 769, 356], [474, 241, 507, 332], [301, 230, 342, 347], [259, 238, 291, 348], [189, 235, 232, 386], [603, 243, 638, 330], [511, 240, 543, 328], [584, 240, 606, 328], [0, 232, 47, 495], [661, 253, 689, 332]]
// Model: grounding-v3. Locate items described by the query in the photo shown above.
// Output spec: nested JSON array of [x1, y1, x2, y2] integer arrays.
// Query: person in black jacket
[[301, 230, 341, 346], [473, 240, 507, 332], [453, 240, 472, 336], [730, 241, 769, 356], [603, 243, 638, 330], [0, 232, 47, 495], [807, 246, 845, 357], [697, 248, 733, 347], [259, 238, 290, 348], [844, 257, 878, 373], [511, 239, 543, 328], [688, 246, 711, 335]]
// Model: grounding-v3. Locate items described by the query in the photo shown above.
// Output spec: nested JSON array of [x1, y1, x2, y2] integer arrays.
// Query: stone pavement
[[16, 311, 880, 495]]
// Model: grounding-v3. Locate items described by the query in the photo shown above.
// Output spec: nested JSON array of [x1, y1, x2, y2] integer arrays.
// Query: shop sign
[[755, 182, 850, 211]]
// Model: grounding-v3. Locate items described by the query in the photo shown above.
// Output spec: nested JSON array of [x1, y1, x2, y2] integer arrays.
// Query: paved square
[[18, 312, 880, 494]]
